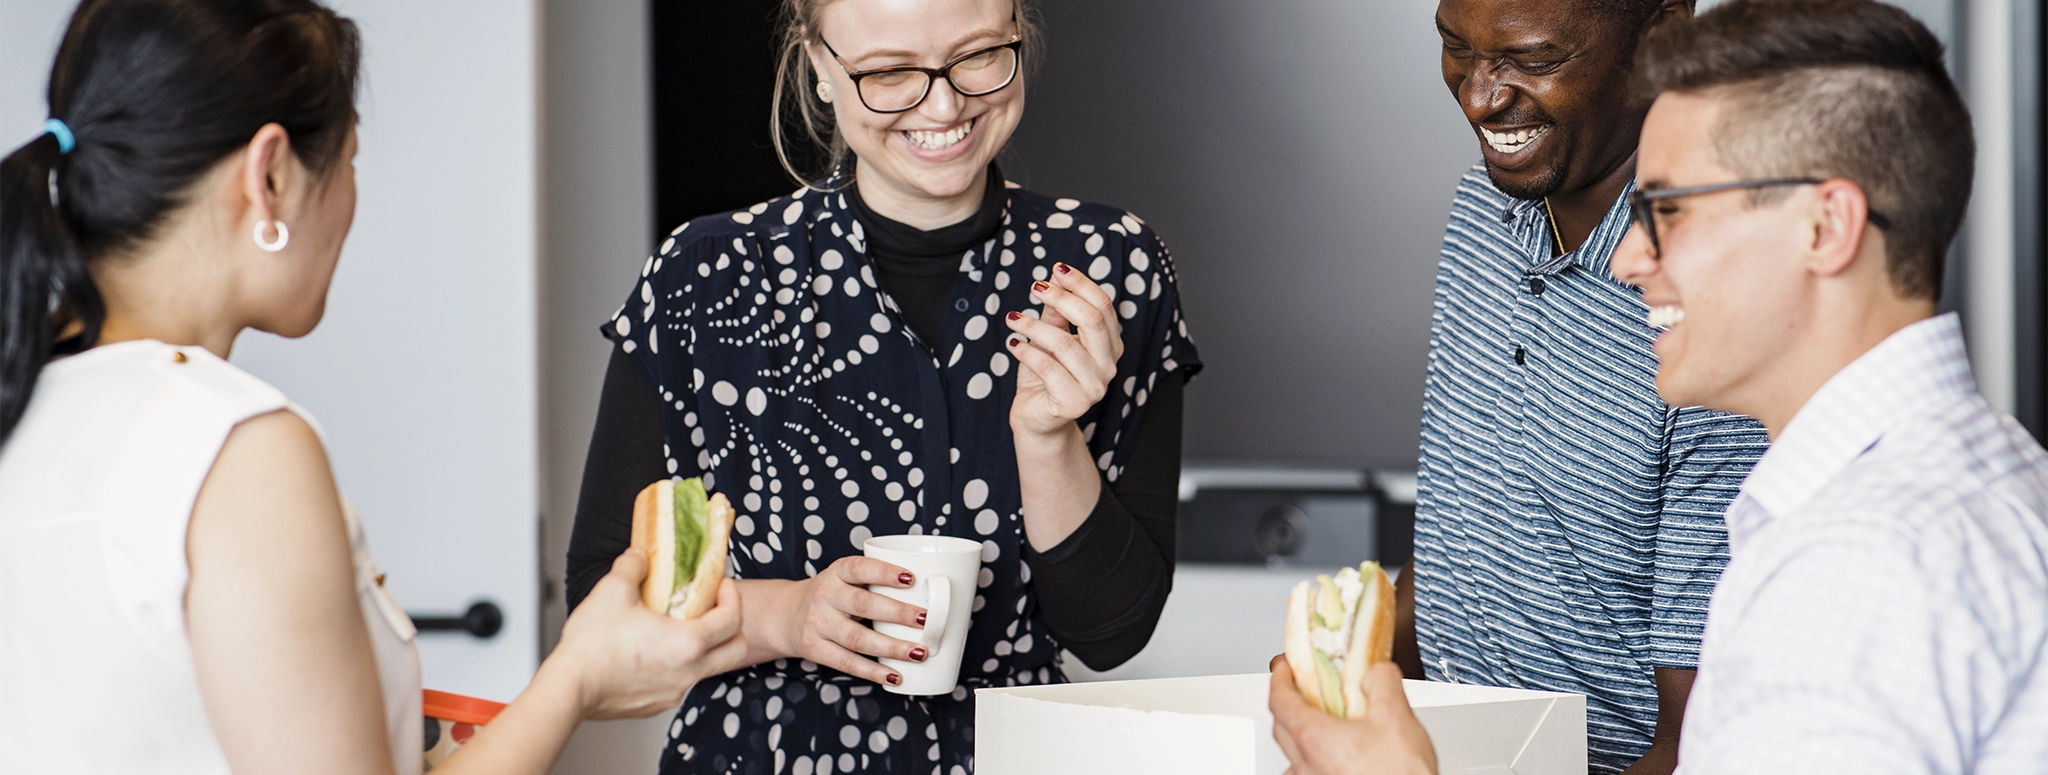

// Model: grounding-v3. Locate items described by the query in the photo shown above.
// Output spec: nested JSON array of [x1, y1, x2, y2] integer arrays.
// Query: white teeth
[[1481, 125, 1547, 154], [907, 118, 974, 150], [1647, 306, 1686, 329]]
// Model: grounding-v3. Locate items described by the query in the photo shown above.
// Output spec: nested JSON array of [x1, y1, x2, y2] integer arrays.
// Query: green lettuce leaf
[[673, 477, 709, 594]]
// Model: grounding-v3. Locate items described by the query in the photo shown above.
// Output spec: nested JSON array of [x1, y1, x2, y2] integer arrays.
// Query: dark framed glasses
[[817, 35, 1022, 114], [1627, 178, 1893, 256]]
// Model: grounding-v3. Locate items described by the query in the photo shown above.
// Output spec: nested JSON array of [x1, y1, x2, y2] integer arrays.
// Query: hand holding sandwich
[[1267, 561, 1435, 775], [431, 549, 747, 774], [1268, 657, 1437, 775], [551, 549, 750, 719]]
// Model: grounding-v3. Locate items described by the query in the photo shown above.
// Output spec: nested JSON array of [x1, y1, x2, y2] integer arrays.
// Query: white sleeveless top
[[0, 340, 423, 774]]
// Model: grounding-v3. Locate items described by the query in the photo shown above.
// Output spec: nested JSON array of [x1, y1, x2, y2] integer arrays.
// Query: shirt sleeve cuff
[[1021, 478, 1119, 566]]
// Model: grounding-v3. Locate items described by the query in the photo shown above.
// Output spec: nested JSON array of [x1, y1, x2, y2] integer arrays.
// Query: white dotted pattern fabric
[[606, 184, 1199, 775]]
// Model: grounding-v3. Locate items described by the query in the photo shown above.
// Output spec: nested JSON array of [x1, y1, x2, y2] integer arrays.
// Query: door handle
[[409, 601, 503, 639]]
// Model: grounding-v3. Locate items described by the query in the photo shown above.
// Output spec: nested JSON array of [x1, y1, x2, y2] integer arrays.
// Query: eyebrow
[[1432, 17, 1571, 57], [841, 27, 1011, 67]]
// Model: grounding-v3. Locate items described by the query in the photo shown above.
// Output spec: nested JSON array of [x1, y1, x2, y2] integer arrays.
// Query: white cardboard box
[[975, 673, 1585, 775]]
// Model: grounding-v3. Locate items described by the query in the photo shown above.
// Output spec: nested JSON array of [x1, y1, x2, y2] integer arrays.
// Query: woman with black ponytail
[[0, 2, 749, 772]]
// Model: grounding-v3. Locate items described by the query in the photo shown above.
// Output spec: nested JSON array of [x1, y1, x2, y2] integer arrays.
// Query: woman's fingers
[[825, 582, 927, 629], [1030, 274, 1120, 367], [1005, 312, 1108, 392], [824, 609, 926, 661], [1046, 265, 1123, 359], [1036, 290, 1072, 334], [802, 633, 901, 686], [830, 555, 916, 588], [1006, 334, 1086, 405]]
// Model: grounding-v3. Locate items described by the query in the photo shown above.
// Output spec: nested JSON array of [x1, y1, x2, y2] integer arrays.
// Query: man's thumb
[[1363, 662, 1411, 714]]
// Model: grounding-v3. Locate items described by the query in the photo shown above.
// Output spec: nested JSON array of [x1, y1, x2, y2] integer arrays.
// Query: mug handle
[[919, 576, 951, 656]]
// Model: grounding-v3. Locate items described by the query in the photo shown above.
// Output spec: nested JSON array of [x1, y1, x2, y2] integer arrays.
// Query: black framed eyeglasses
[[1627, 178, 1893, 256], [817, 35, 1023, 114]]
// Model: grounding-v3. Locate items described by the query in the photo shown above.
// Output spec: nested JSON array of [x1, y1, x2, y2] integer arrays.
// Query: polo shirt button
[[1529, 277, 1546, 295], [1514, 346, 1526, 365]]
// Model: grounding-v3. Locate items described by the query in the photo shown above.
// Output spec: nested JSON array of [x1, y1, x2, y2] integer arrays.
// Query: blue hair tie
[[43, 118, 75, 154]]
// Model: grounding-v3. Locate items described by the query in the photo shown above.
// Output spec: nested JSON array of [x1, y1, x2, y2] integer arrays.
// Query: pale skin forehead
[[816, 0, 1014, 67], [1637, 91, 1728, 188]]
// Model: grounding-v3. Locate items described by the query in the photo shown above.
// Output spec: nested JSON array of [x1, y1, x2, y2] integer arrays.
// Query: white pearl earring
[[816, 81, 834, 104], [254, 219, 290, 253]]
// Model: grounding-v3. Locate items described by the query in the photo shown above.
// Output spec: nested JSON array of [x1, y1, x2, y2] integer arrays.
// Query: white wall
[[535, 0, 671, 770], [0, 0, 543, 704]]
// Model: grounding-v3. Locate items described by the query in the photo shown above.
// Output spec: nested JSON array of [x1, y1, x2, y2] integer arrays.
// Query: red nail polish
[[909, 647, 928, 662], [898, 572, 914, 585], [1055, 262, 1071, 274], [1007, 311, 1022, 321], [1032, 281, 1050, 293], [1007, 337, 1020, 348], [916, 611, 928, 626], [886, 673, 902, 686]]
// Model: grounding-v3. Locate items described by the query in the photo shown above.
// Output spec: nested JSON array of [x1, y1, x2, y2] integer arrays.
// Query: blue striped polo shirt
[[1411, 166, 1769, 773]]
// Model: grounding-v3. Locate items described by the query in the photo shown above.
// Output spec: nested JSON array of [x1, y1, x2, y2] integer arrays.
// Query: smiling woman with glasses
[[564, 0, 1203, 773]]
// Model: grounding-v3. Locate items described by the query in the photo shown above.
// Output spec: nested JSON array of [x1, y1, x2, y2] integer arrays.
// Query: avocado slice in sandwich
[[1283, 561, 1397, 718]]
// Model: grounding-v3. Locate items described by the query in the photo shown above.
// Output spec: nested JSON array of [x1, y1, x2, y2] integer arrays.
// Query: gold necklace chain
[[1543, 197, 1566, 256]]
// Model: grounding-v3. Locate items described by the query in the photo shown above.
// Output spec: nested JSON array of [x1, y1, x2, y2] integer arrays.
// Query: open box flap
[[977, 691, 1257, 775], [976, 674, 1584, 775]]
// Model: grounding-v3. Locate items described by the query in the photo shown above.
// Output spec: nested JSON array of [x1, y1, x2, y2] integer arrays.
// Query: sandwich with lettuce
[[630, 476, 735, 619], [1282, 561, 1396, 718]]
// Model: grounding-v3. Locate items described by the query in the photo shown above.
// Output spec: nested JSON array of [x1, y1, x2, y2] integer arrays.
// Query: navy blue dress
[[603, 182, 1200, 775]]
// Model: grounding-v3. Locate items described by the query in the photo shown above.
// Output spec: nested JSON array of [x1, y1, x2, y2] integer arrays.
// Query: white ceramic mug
[[863, 534, 983, 695]]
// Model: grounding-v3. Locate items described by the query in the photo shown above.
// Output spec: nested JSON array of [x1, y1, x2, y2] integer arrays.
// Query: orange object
[[422, 690, 506, 770], [422, 689, 505, 726]]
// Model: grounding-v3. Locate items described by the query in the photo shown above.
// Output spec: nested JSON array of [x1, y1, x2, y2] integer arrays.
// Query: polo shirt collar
[[1508, 179, 1636, 279]]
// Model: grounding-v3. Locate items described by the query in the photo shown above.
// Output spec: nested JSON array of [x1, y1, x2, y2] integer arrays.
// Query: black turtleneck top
[[571, 167, 1184, 670]]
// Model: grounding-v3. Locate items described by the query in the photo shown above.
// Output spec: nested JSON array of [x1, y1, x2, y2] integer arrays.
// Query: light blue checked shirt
[[1681, 313, 2048, 774], [1413, 166, 1769, 773]]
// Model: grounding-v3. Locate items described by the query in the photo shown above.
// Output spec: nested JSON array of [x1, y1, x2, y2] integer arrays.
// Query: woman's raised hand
[[766, 556, 931, 687], [549, 549, 751, 720], [1005, 262, 1125, 438]]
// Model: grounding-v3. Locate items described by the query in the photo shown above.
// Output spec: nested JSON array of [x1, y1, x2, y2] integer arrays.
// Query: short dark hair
[[1591, 0, 1672, 34], [1634, 0, 1971, 300], [0, 0, 361, 445]]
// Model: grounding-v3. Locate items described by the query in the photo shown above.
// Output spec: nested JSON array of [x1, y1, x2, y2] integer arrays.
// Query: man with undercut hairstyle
[[1401, 0, 1767, 771], [1274, 2, 2048, 773]]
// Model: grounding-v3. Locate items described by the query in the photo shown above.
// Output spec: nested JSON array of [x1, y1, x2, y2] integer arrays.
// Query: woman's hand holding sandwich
[[434, 549, 747, 774], [738, 557, 931, 688], [550, 549, 750, 719]]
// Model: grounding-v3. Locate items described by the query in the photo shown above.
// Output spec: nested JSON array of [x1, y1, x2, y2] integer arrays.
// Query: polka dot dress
[[605, 183, 1200, 775]]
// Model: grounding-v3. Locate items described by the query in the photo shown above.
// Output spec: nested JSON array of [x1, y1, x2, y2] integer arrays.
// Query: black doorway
[[650, 0, 798, 243]]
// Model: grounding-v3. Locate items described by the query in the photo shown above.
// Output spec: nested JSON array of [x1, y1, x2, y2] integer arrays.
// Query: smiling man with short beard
[[1397, 0, 1768, 772]]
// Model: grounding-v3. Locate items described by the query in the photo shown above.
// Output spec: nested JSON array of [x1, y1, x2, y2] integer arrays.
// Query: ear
[[239, 123, 296, 228], [1646, 0, 1695, 33], [1803, 179, 1878, 279]]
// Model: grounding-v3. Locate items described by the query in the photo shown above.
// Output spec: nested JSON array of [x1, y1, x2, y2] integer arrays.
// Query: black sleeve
[[1022, 369, 1185, 671], [566, 346, 672, 612]]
